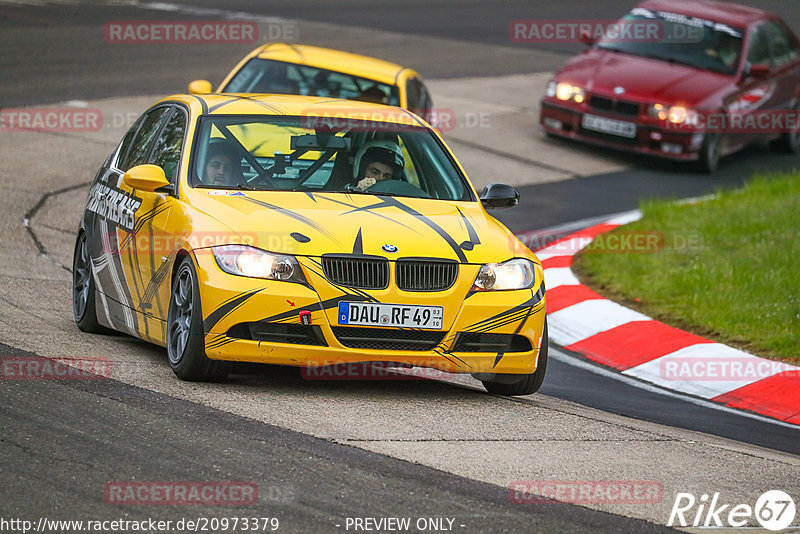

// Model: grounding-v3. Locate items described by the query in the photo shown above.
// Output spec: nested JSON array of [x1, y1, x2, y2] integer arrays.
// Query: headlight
[[649, 104, 697, 125], [473, 259, 537, 291], [212, 245, 305, 283], [549, 81, 585, 104]]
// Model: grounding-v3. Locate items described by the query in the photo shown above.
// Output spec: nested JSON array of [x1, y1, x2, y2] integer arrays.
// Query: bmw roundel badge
[[381, 244, 398, 253]]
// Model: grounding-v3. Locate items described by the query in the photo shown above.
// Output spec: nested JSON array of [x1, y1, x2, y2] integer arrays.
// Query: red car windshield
[[596, 8, 744, 75]]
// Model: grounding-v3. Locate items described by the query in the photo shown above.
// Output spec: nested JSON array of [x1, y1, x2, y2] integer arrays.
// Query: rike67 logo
[[668, 490, 796, 531]]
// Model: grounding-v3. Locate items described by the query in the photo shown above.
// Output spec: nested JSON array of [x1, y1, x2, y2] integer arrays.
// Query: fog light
[[543, 118, 563, 130], [662, 143, 683, 154], [650, 131, 663, 141], [690, 133, 705, 150]]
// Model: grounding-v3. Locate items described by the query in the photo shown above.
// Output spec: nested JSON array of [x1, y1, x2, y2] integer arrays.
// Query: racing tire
[[72, 232, 107, 333], [697, 133, 722, 174], [167, 256, 229, 381], [479, 321, 549, 396]]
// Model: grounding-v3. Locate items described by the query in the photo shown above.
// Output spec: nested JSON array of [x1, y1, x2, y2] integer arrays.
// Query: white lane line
[[549, 346, 800, 430], [548, 299, 650, 347]]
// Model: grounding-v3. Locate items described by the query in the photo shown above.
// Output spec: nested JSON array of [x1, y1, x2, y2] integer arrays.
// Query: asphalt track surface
[[2, 0, 800, 531], [0, 340, 674, 533]]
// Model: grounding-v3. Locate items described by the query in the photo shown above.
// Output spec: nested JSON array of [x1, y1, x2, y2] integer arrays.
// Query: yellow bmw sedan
[[72, 93, 547, 395], [188, 42, 435, 123]]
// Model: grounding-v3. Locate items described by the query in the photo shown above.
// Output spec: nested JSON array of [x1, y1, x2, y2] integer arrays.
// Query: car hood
[[556, 49, 732, 106], [186, 190, 531, 264]]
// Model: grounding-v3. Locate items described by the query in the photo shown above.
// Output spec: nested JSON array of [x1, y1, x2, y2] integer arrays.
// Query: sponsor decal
[[86, 182, 141, 232]]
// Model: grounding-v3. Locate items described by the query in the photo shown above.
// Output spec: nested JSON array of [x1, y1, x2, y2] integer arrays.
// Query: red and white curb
[[516, 210, 800, 426]]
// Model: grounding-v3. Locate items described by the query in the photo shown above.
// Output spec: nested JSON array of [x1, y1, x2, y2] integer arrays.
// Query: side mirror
[[123, 164, 171, 192], [188, 79, 213, 94], [746, 64, 770, 78], [479, 183, 520, 209], [580, 30, 596, 46]]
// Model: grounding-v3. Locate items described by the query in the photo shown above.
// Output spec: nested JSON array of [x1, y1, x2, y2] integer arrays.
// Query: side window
[[114, 115, 144, 171], [764, 21, 799, 67], [747, 25, 772, 67], [406, 78, 432, 121], [150, 108, 187, 182], [120, 107, 171, 172]]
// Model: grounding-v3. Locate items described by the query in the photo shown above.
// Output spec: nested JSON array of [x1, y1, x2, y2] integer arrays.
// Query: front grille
[[227, 322, 327, 346], [396, 260, 458, 291], [452, 332, 533, 353], [331, 327, 445, 351], [322, 256, 389, 289], [589, 96, 641, 117]]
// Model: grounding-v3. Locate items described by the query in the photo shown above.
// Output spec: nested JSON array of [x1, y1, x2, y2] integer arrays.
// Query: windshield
[[221, 58, 401, 106], [596, 8, 744, 75], [191, 115, 472, 201]]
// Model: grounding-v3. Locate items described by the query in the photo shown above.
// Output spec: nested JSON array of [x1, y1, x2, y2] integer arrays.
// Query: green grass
[[573, 172, 800, 363]]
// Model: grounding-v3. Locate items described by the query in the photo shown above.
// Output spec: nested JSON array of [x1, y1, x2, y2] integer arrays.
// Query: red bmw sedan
[[539, 0, 800, 172]]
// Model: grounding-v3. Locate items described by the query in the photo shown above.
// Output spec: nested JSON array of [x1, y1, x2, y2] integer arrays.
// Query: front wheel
[[477, 321, 549, 396], [697, 132, 722, 174], [167, 256, 228, 381]]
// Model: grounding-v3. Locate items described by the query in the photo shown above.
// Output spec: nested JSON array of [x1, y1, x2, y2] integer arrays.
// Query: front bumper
[[192, 249, 546, 375], [540, 100, 705, 161]]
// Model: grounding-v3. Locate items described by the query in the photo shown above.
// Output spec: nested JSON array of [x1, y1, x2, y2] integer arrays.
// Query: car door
[[89, 105, 171, 336], [728, 22, 782, 147], [762, 20, 800, 119], [131, 105, 190, 331]]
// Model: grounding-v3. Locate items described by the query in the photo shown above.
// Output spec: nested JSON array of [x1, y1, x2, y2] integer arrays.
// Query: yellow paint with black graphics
[[79, 93, 545, 382]]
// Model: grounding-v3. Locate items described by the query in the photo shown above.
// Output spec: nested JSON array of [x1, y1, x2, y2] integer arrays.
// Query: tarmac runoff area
[[1, 84, 799, 529]]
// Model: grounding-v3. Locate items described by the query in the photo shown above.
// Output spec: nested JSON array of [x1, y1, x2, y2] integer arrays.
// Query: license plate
[[582, 114, 637, 138], [338, 302, 443, 330]]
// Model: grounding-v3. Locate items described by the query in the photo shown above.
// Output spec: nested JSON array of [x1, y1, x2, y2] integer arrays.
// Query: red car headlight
[[548, 81, 585, 104]]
